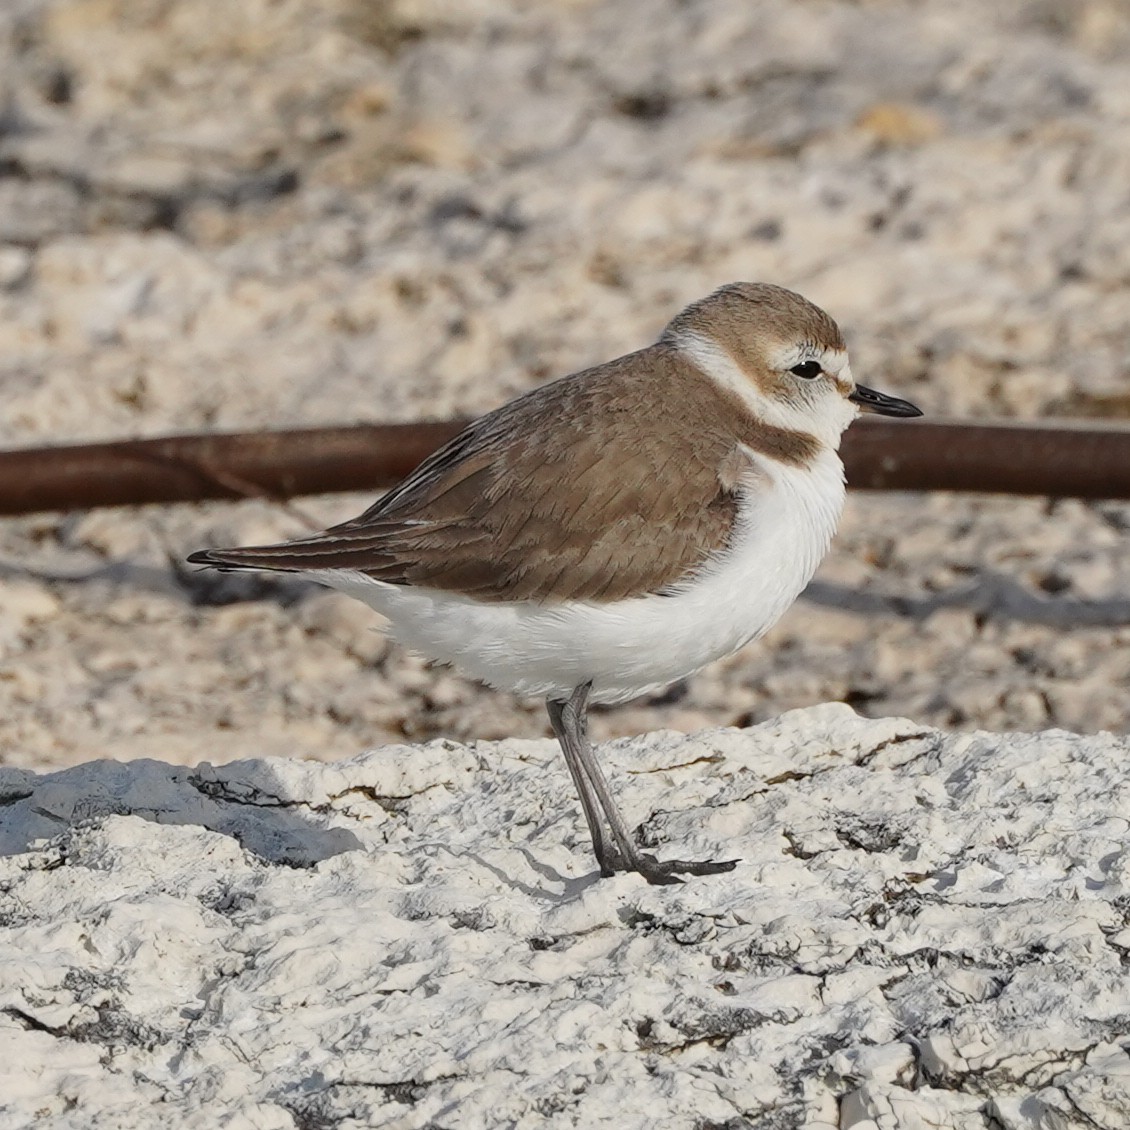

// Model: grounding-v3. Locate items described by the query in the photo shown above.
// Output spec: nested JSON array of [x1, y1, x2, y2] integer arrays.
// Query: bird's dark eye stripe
[[789, 360, 822, 379]]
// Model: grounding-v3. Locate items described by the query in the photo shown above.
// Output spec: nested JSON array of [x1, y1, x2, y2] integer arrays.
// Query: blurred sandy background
[[0, 0, 1128, 769]]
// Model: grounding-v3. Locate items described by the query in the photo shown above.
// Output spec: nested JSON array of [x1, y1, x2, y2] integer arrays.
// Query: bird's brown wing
[[189, 348, 750, 603]]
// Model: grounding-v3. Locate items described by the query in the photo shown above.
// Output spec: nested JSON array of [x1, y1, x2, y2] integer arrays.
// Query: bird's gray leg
[[552, 683, 739, 886], [547, 694, 616, 875], [554, 683, 649, 876]]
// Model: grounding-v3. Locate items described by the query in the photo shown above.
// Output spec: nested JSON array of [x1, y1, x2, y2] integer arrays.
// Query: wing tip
[[185, 546, 285, 572]]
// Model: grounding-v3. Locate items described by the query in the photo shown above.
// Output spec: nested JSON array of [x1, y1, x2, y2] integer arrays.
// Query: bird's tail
[[186, 545, 309, 573], [186, 530, 397, 574]]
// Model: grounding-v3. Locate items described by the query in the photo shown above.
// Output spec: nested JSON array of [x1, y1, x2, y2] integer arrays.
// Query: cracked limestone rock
[[2, 704, 1129, 1129]]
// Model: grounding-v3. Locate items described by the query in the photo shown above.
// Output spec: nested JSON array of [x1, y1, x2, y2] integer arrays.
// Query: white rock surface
[[2, 704, 1129, 1129]]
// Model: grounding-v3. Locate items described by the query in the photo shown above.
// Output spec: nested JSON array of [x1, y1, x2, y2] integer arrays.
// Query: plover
[[189, 282, 922, 884]]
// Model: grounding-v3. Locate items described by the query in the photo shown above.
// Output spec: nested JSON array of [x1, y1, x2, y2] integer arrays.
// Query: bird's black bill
[[849, 384, 923, 418]]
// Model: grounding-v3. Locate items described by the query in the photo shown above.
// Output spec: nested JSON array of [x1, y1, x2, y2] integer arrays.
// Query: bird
[[188, 282, 922, 885]]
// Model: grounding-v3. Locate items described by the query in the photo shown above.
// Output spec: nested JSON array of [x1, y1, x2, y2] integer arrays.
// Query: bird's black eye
[[789, 360, 823, 379]]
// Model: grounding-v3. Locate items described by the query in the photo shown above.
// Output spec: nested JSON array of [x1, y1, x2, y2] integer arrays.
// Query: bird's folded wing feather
[[190, 348, 749, 603]]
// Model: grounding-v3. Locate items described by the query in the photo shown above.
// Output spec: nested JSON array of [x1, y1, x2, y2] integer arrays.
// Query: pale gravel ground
[[0, 0, 1128, 770], [2, 706, 1130, 1129]]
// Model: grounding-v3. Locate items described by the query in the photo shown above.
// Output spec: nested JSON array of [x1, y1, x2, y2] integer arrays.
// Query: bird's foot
[[598, 848, 739, 886]]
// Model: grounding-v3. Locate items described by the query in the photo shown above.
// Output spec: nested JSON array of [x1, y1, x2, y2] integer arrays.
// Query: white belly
[[315, 450, 845, 705]]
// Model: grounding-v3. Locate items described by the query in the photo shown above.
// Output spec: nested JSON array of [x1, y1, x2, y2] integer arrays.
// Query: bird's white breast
[[313, 447, 846, 705]]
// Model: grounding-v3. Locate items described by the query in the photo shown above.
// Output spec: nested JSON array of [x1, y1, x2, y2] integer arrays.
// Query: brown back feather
[[192, 344, 819, 603]]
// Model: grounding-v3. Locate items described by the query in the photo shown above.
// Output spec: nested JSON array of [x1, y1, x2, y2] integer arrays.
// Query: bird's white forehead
[[770, 342, 850, 376]]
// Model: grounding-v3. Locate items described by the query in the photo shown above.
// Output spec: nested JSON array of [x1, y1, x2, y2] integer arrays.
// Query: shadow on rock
[[0, 555, 315, 607], [804, 570, 1130, 628], [0, 756, 364, 865]]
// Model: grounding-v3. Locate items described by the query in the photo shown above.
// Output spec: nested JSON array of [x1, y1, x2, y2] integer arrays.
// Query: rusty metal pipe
[[0, 421, 468, 517], [844, 417, 1130, 498], [0, 417, 1127, 518]]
